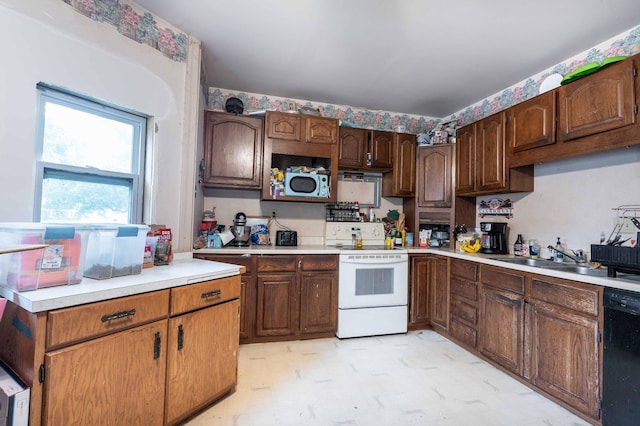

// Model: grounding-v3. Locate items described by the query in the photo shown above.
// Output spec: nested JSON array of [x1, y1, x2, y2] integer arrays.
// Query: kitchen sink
[[492, 257, 567, 268], [491, 257, 609, 276]]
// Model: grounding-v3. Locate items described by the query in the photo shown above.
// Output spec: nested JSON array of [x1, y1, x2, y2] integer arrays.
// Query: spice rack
[[325, 203, 361, 222]]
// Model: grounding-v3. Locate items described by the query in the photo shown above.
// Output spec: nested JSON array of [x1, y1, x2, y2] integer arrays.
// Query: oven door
[[338, 253, 408, 309]]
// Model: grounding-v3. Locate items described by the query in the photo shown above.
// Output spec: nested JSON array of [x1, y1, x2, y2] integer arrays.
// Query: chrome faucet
[[547, 245, 587, 264]]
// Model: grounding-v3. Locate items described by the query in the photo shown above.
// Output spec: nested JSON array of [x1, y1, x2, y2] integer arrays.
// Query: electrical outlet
[[271, 210, 277, 218], [616, 217, 636, 234]]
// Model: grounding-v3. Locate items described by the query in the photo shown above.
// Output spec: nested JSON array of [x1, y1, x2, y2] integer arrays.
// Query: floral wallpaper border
[[209, 25, 640, 135], [207, 88, 440, 135], [62, 0, 188, 62]]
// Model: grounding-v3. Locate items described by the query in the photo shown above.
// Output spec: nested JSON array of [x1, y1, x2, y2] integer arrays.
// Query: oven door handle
[[339, 258, 407, 265]]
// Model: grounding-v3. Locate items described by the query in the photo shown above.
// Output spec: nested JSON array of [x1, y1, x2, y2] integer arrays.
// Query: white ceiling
[[135, 0, 640, 118]]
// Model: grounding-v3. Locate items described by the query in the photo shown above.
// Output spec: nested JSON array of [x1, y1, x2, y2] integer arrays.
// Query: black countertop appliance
[[479, 222, 508, 254]]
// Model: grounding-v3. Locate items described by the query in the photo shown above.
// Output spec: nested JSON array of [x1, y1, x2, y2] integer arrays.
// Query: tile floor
[[186, 331, 591, 426]]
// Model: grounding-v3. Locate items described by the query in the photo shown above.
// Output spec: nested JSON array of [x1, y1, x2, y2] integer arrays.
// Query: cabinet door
[[256, 273, 298, 337], [43, 320, 167, 426], [455, 123, 476, 194], [165, 300, 240, 426], [476, 112, 506, 191], [338, 127, 367, 168], [430, 256, 449, 330], [508, 91, 556, 153], [306, 116, 338, 144], [479, 286, 524, 376], [202, 111, 264, 188], [266, 111, 302, 140], [299, 271, 338, 334], [409, 256, 431, 327], [558, 60, 636, 142], [370, 131, 393, 168], [417, 145, 452, 207], [391, 133, 416, 196], [528, 302, 600, 419]]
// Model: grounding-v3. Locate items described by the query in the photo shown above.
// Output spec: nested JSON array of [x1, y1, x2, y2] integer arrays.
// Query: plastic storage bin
[[82, 224, 118, 279], [111, 225, 149, 277], [0, 223, 88, 291]]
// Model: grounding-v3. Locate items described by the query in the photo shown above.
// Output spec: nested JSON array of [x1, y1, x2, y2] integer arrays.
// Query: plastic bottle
[[353, 227, 363, 248], [554, 237, 564, 262], [368, 206, 375, 222], [514, 234, 523, 256]]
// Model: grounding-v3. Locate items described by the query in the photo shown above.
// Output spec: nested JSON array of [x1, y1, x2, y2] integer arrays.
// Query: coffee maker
[[479, 222, 508, 254]]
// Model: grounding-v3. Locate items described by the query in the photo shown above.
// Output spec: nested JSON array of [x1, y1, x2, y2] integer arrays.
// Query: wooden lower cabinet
[[474, 265, 602, 423], [448, 259, 479, 348], [165, 298, 240, 425], [409, 255, 448, 331], [479, 266, 526, 376], [527, 275, 602, 420], [1, 275, 242, 426], [256, 273, 299, 337], [44, 319, 167, 426]]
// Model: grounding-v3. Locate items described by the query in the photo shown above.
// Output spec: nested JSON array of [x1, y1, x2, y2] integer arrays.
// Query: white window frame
[[34, 83, 147, 223]]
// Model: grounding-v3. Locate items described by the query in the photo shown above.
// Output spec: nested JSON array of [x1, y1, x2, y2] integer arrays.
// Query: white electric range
[[324, 223, 409, 338]]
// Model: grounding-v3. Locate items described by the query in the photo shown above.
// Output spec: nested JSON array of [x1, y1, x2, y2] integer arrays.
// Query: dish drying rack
[[590, 205, 640, 277]]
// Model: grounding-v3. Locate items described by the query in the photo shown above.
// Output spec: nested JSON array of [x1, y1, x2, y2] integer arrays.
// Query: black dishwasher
[[603, 287, 640, 425]]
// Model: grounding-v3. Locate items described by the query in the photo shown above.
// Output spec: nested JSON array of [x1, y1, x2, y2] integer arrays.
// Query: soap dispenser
[[554, 237, 564, 262]]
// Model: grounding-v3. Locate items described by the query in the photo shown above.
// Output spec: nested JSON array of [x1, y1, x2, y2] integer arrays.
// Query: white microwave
[[284, 172, 329, 198]]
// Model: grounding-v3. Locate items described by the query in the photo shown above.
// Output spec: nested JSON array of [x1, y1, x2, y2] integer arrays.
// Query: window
[[35, 84, 147, 224]]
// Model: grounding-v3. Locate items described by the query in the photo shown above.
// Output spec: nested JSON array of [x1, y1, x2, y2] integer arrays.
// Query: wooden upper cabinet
[[306, 116, 338, 144], [370, 131, 393, 168], [266, 111, 302, 140], [338, 127, 367, 168], [559, 59, 636, 142], [202, 111, 264, 189], [383, 133, 416, 197], [476, 112, 507, 192], [508, 90, 557, 153], [455, 123, 476, 194], [417, 144, 452, 208], [266, 111, 337, 144]]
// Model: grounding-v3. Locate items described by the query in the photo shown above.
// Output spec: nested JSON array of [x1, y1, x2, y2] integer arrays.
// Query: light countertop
[[195, 245, 640, 292], [0, 253, 244, 313]]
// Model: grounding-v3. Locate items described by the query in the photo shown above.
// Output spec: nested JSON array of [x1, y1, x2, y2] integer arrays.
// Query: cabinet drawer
[[528, 275, 601, 316], [481, 265, 525, 295], [451, 259, 478, 281], [195, 254, 253, 273], [170, 275, 241, 316], [257, 255, 297, 272], [450, 277, 477, 301], [450, 318, 477, 348], [300, 254, 338, 271], [450, 294, 478, 325], [47, 290, 170, 349]]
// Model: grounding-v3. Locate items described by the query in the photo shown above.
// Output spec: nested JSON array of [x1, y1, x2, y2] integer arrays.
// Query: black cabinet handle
[[101, 308, 136, 322], [153, 331, 161, 360], [201, 289, 221, 299], [177, 324, 184, 351]]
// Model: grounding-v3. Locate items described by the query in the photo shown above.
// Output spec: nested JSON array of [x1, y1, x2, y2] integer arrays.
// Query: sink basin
[[492, 258, 566, 268], [492, 257, 610, 277]]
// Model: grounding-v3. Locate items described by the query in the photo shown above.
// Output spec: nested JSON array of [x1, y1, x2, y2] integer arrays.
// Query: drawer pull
[[101, 308, 136, 322], [177, 324, 184, 351], [154, 331, 161, 360], [201, 289, 222, 299]]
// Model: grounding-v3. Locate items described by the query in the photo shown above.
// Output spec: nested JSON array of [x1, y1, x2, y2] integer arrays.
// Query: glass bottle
[[394, 229, 403, 247], [514, 234, 523, 256]]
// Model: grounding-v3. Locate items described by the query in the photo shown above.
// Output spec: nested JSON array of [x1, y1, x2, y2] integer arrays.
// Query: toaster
[[276, 230, 298, 246]]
